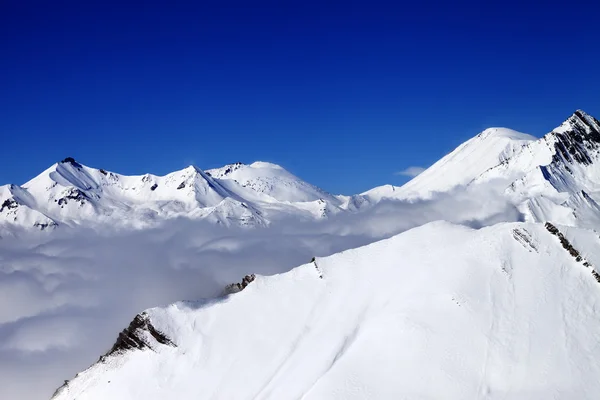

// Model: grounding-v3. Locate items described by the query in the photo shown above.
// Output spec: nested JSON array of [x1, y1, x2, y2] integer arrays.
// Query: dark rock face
[[150, 183, 158, 191], [551, 111, 600, 167], [99, 169, 108, 176], [223, 274, 256, 294], [104, 312, 175, 359], [61, 157, 83, 168], [545, 222, 599, 283], [0, 198, 18, 213], [222, 162, 244, 176], [57, 188, 89, 207], [34, 221, 58, 230], [177, 182, 186, 190]]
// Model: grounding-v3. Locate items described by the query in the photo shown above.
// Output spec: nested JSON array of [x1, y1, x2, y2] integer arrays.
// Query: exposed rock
[[551, 110, 600, 167], [223, 274, 256, 294], [104, 312, 175, 359], [150, 183, 158, 191], [61, 157, 83, 168], [57, 188, 89, 207], [545, 222, 599, 284], [512, 228, 538, 253], [0, 198, 18, 213], [34, 221, 58, 230], [177, 182, 186, 190], [51, 312, 175, 399]]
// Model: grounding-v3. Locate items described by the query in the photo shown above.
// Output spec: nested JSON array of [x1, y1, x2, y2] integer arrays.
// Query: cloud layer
[[0, 183, 522, 399]]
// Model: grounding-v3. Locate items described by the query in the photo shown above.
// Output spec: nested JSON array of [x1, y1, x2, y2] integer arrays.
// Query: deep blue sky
[[1, 1, 598, 194]]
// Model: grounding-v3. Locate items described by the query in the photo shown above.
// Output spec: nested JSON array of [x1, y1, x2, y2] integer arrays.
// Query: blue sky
[[1, 1, 598, 194]]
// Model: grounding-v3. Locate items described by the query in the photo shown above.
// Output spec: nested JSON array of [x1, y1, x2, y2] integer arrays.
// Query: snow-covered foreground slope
[[0, 177, 526, 400], [53, 221, 600, 400]]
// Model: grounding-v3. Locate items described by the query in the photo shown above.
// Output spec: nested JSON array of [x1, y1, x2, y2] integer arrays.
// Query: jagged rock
[[61, 157, 83, 168], [104, 312, 175, 359], [223, 274, 256, 294], [57, 188, 89, 207], [545, 222, 581, 258], [177, 182, 186, 190], [51, 312, 175, 399], [34, 221, 58, 230], [150, 183, 158, 191], [0, 198, 18, 213], [545, 222, 599, 284], [551, 111, 600, 166]]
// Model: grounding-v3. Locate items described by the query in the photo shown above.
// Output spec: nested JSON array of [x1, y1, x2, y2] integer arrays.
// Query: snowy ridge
[[362, 110, 600, 228], [4, 110, 600, 234], [0, 159, 343, 232], [382, 127, 537, 200], [52, 221, 600, 399]]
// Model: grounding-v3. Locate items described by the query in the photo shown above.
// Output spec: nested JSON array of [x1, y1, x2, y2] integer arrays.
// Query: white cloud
[[0, 184, 523, 399], [395, 166, 426, 177]]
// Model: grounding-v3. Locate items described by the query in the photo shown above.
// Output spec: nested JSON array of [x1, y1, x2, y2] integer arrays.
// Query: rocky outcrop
[[51, 312, 175, 399], [103, 312, 176, 359], [56, 188, 89, 207], [545, 222, 599, 283], [223, 274, 256, 295], [34, 220, 58, 230], [60, 157, 83, 168], [0, 198, 18, 213], [551, 110, 600, 167]]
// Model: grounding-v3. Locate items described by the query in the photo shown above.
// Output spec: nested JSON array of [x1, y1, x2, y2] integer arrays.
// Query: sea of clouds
[[0, 182, 523, 399]]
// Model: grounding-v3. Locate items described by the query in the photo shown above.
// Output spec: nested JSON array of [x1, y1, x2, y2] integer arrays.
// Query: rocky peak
[[223, 273, 256, 295], [205, 162, 246, 178], [549, 110, 600, 166], [60, 157, 83, 169]]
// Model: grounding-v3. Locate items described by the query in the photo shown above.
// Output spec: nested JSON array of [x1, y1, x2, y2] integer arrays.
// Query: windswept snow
[[53, 221, 600, 400]]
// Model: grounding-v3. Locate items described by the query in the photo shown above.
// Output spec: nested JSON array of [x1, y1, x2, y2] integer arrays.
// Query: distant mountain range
[[3, 110, 600, 236]]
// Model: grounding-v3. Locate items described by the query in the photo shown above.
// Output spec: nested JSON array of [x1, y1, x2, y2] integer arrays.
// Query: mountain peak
[[59, 157, 83, 168], [249, 161, 284, 170], [553, 110, 600, 136], [476, 127, 537, 141], [182, 165, 202, 174]]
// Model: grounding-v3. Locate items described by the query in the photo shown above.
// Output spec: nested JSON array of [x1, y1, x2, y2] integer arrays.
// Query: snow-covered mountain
[[52, 220, 600, 399], [0, 159, 345, 232], [365, 110, 600, 228], [3, 110, 600, 235], [7, 109, 600, 400]]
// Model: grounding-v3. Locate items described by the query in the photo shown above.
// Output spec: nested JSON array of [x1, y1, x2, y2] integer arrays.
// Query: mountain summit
[[361, 110, 600, 228]]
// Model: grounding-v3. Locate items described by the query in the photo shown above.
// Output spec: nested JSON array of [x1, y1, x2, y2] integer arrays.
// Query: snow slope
[[361, 110, 600, 229], [370, 127, 537, 200], [206, 161, 340, 204], [53, 221, 600, 400]]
